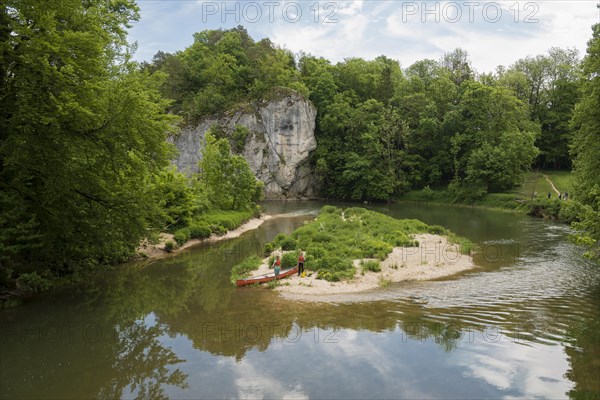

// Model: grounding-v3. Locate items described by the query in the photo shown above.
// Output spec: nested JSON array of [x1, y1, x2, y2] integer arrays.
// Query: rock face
[[172, 91, 318, 199]]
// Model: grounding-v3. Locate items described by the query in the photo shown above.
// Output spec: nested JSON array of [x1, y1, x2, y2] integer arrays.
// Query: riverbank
[[253, 233, 476, 297], [396, 171, 579, 222], [137, 215, 274, 260]]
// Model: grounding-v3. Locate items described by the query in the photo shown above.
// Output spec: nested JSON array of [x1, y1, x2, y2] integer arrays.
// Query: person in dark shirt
[[298, 251, 305, 276]]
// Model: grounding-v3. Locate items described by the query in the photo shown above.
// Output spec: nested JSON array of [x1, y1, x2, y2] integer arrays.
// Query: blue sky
[[129, 1, 600, 72]]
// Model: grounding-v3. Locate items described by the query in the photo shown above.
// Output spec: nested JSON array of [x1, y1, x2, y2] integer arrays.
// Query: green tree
[[452, 82, 539, 193], [0, 0, 177, 285], [153, 167, 205, 231], [571, 24, 600, 262], [198, 130, 263, 210], [440, 48, 474, 86], [149, 27, 308, 122], [499, 48, 580, 169], [299, 54, 338, 112]]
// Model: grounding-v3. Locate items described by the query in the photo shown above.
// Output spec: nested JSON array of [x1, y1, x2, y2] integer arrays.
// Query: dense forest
[[1, 1, 599, 293], [142, 25, 599, 261], [144, 26, 581, 201]]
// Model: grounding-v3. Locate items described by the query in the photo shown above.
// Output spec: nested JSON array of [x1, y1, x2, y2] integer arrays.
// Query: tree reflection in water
[[98, 319, 188, 400]]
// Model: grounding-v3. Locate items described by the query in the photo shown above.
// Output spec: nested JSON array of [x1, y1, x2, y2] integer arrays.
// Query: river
[[1, 202, 599, 399]]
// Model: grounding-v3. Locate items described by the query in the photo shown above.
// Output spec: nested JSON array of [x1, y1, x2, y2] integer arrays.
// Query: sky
[[129, 0, 600, 72]]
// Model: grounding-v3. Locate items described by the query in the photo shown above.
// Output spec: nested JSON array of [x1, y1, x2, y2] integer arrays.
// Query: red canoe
[[236, 266, 299, 287]]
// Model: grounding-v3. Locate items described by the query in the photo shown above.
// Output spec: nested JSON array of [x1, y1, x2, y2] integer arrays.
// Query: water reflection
[[1, 203, 599, 399], [99, 315, 188, 399]]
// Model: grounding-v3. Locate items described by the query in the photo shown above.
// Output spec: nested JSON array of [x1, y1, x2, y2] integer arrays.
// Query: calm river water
[[1, 202, 599, 399]]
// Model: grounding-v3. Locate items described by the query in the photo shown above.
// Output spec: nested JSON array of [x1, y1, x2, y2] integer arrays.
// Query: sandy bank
[[137, 215, 274, 260], [250, 234, 476, 297]]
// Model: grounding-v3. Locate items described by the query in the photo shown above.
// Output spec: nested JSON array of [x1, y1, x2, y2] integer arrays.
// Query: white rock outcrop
[[172, 90, 318, 199]]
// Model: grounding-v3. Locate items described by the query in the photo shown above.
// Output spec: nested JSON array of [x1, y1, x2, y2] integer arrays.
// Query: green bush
[[448, 233, 473, 255], [174, 228, 191, 245], [164, 240, 176, 253], [317, 268, 355, 282], [189, 223, 212, 239], [232, 125, 250, 153], [209, 224, 227, 236], [313, 232, 334, 242], [281, 251, 300, 269], [384, 231, 414, 247], [263, 242, 275, 256], [427, 225, 448, 235], [202, 209, 253, 230], [16, 272, 51, 293], [362, 260, 381, 272], [558, 200, 583, 223], [272, 233, 287, 245], [280, 236, 297, 251], [421, 185, 435, 200], [230, 255, 262, 284], [526, 198, 562, 219], [266, 233, 298, 251], [321, 205, 340, 214]]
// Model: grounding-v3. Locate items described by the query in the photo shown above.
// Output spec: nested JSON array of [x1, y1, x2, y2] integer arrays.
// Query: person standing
[[272, 255, 281, 279], [298, 251, 305, 276]]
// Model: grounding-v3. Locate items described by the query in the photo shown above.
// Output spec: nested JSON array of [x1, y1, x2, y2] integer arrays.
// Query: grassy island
[[231, 206, 473, 286]]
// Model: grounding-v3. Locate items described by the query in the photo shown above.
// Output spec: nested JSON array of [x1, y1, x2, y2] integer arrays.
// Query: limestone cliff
[[172, 90, 318, 199]]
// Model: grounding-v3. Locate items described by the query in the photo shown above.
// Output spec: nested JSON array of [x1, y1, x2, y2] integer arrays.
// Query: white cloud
[[454, 340, 573, 398], [130, 1, 600, 71]]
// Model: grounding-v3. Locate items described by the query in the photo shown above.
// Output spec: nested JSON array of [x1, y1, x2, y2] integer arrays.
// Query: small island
[[231, 206, 477, 296]]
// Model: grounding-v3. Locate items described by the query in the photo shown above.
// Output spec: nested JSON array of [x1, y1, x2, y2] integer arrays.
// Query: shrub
[[189, 223, 212, 239], [313, 232, 334, 242], [427, 225, 448, 235], [362, 260, 381, 272], [174, 228, 191, 245], [321, 205, 340, 214], [448, 233, 472, 255], [317, 268, 355, 282], [230, 255, 262, 284], [272, 233, 287, 246], [422, 185, 435, 200], [386, 232, 414, 247], [16, 272, 51, 293], [263, 242, 274, 256], [164, 240, 176, 253], [527, 198, 562, 219], [378, 276, 392, 288], [266, 233, 297, 251], [280, 236, 297, 251], [209, 224, 227, 236], [198, 209, 254, 234], [558, 201, 583, 223], [281, 251, 300, 269]]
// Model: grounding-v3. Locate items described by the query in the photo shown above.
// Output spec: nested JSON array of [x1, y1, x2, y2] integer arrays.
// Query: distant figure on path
[[272, 255, 281, 279], [298, 251, 305, 276], [548, 192, 552, 199], [565, 192, 569, 200]]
